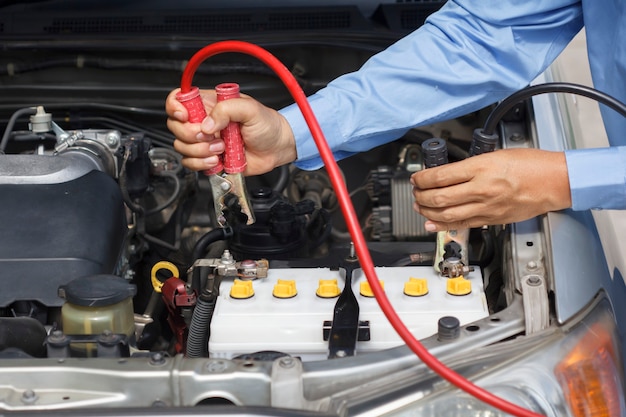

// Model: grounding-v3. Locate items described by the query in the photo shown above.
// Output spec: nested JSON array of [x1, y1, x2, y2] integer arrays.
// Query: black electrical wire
[[118, 147, 145, 215], [143, 147, 185, 217], [483, 82, 626, 135], [0, 107, 37, 152], [144, 171, 182, 217]]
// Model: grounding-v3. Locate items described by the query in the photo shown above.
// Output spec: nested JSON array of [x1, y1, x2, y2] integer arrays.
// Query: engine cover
[[0, 156, 126, 307]]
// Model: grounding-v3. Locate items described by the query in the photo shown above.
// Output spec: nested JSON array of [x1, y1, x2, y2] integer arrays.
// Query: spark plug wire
[[179, 40, 544, 417]]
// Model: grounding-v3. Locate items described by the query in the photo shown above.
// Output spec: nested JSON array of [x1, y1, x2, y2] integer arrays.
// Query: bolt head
[[206, 360, 228, 373], [279, 357, 295, 368]]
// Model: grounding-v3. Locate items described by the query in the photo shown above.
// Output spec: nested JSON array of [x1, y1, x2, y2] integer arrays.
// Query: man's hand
[[411, 148, 572, 231], [166, 88, 297, 176]]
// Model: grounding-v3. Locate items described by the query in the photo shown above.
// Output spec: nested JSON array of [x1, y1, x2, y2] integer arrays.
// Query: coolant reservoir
[[59, 274, 136, 353]]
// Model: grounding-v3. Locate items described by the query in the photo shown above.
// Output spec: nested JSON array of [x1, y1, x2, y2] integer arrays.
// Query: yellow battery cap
[[273, 279, 297, 299], [446, 276, 471, 296], [230, 279, 255, 299], [360, 280, 384, 297], [404, 277, 428, 297], [316, 279, 341, 298]]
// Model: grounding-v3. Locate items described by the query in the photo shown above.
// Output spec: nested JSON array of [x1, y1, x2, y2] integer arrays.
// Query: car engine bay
[[0, 89, 501, 361], [1, 2, 623, 415], [0, 2, 513, 362]]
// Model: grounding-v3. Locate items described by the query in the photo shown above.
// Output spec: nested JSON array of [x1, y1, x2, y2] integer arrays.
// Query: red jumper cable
[[176, 40, 544, 417]]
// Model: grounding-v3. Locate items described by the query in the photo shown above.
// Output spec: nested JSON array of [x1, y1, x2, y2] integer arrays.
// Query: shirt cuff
[[565, 147, 626, 210]]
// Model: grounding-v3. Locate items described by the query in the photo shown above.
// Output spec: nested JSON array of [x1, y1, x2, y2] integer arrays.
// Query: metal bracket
[[521, 274, 549, 333]]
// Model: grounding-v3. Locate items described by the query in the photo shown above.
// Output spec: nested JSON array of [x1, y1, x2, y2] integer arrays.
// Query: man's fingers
[[411, 157, 479, 190], [413, 180, 484, 210], [166, 88, 218, 124], [180, 156, 221, 172], [173, 139, 224, 158], [414, 198, 492, 225], [165, 88, 189, 121], [423, 218, 486, 232]]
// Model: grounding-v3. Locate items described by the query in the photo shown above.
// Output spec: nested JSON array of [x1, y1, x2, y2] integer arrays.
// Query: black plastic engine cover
[[0, 170, 126, 307]]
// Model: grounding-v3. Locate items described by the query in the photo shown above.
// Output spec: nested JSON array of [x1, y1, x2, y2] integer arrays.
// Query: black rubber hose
[[483, 82, 626, 135], [190, 226, 233, 264], [186, 290, 216, 358], [272, 164, 290, 194], [0, 317, 47, 358]]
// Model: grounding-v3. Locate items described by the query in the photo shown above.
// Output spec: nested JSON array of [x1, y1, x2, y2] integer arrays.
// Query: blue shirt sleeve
[[565, 147, 626, 210], [279, 0, 583, 170]]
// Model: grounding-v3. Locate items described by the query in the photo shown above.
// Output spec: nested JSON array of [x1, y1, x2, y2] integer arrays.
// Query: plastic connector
[[469, 129, 499, 156], [29, 106, 52, 133], [421, 137, 448, 168]]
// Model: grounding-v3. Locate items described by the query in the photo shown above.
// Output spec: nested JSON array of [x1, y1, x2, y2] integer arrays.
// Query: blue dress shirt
[[279, 0, 626, 211]]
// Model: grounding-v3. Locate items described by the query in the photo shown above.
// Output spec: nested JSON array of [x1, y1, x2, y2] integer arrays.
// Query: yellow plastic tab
[[316, 279, 341, 298], [230, 279, 255, 299], [447, 276, 471, 296], [273, 279, 297, 299], [404, 277, 428, 297], [360, 280, 384, 297], [150, 261, 180, 293]]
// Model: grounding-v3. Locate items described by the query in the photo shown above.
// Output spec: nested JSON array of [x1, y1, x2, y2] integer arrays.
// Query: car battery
[[209, 266, 488, 361]]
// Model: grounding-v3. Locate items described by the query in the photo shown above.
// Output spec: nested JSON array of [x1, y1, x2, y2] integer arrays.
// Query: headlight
[[363, 297, 624, 417]]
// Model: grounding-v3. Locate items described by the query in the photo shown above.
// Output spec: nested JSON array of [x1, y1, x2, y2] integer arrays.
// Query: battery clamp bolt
[[220, 250, 235, 265]]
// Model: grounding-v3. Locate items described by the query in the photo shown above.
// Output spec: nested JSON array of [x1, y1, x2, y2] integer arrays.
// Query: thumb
[[208, 97, 259, 131]]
